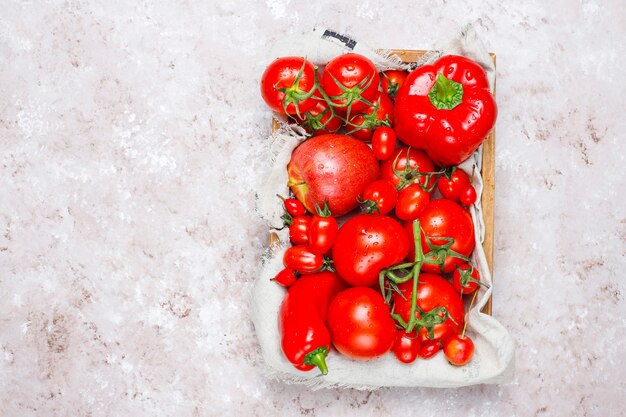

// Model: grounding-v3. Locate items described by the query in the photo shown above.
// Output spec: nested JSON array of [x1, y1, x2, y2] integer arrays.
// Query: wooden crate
[[272, 50, 496, 315]]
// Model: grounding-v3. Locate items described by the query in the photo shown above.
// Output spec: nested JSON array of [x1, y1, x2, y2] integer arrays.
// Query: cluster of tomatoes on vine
[[261, 52, 497, 375]]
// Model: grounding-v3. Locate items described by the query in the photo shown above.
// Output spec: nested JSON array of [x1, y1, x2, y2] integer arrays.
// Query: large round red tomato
[[321, 53, 380, 114], [392, 273, 465, 343], [260, 57, 317, 115], [332, 214, 409, 287], [405, 199, 475, 274], [327, 287, 396, 360], [380, 147, 436, 191]]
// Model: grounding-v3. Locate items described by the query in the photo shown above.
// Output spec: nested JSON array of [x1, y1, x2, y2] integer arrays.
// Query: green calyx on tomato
[[303, 346, 329, 375], [314, 200, 332, 217], [275, 60, 318, 118], [427, 73, 464, 110], [391, 148, 441, 191], [319, 71, 377, 119]]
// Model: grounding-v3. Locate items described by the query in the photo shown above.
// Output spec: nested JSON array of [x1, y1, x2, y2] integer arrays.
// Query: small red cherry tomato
[[381, 70, 408, 99], [289, 215, 311, 245], [437, 168, 471, 202], [452, 263, 481, 295], [283, 245, 324, 274], [360, 180, 398, 215], [272, 268, 298, 287], [443, 334, 475, 366], [392, 330, 420, 364], [371, 127, 397, 160], [420, 339, 442, 359], [460, 185, 477, 206], [308, 215, 338, 255], [395, 183, 431, 221], [284, 198, 307, 216]]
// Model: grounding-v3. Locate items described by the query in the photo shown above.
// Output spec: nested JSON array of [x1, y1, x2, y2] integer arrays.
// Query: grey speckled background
[[1, 1, 625, 416]]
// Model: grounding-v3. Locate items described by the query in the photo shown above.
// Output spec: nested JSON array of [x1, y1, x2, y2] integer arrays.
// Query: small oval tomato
[[260, 57, 317, 115], [332, 214, 410, 287], [284, 198, 307, 217], [283, 245, 323, 274], [392, 330, 420, 364], [346, 92, 394, 141], [380, 147, 436, 191], [444, 334, 475, 366], [272, 268, 298, 287], [360, 180, 398, 215], [395, 183, 431, 221], [327, 287, 396, 361], [321, 53, 380, 114], [392, 273, 465, 344], [452, 263, 481, 295], [460, 185, 477, 206], [407, 199, 475, 274], [308, 215, 338, 255], [437, 168, 471, 202], [420, 339, 442, 359], [371, 127, 397, 160], [381, 70, 408, 99], [289, 216, 311, 245]]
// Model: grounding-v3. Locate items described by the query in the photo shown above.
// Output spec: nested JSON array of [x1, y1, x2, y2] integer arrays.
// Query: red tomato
[[420, 339, 442, 359], [444, 334, 475, 366], [392, 330, 420, 364], [406, 199, 475, 274], [452, 263, 481, 295], [289, 216, 311, 245], [380, 147, 436, 191], [395, 183, 431, 221], [381, 70, 408, 99], [260, 57, 317, 115], [436, 168, 471, 202], [283, 245, 324, 274], [308, 215, 338, 255], [294, 93, 343, 136], [460, 185, 477, 206], [327, 287, 396, 360], [284, 198, 306, 216], [360, 180, 398, 215], [321, 53, 380, 114], [332, 214, 410, 287], [392, 273, 465, 344], [346, 92, 394, 141], [371, 126, 397, 160], [272, 268, 298, 287]]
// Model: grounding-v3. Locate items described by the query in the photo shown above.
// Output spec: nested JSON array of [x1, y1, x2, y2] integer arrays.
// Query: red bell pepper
[[393, 55, 497, 166], [278, 271, 347, 374]]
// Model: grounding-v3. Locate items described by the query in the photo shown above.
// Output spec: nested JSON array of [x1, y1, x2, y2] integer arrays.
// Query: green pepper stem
[[305, 349, 329, 375], [428, 73, 464, 110]]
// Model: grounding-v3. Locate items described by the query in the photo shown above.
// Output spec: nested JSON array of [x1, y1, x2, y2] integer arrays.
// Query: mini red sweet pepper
[[393, 55, 497, 166]]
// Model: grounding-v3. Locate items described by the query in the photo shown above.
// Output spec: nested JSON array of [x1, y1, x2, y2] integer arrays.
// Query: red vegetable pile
[[261, 52, 496, 375]]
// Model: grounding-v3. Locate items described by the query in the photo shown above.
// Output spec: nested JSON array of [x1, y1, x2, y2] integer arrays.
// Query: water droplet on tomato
[[347, 65, 355, 71], [318, 164, 324, 170]]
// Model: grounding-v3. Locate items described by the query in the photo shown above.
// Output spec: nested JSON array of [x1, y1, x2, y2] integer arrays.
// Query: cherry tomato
[[308, 215, 338, 255], [371, 127, 397, 160], [392, 273, 465, 344], [284, 198, 306, 216], [321, 53, 380, 114], [346, 92, 394, 141], [260, 57, 317, 115], [420, 339, 442, 359], [452, 263, 481, 295], [289, 215, 311, 245], [360, 180, 398, 215], [392, 330, 420, 364], [294, 92, 342, 136], [380, 147, 436, 191], [381, 69, 408, 99], [283, 245, 324, 274], [327, 287, 396, 360], [460, 185, 477, 206], [272, 268, 298, 287], [443, 334, 475, 366], [332, 214, 410, 287], [436, 168, 471, 202], [395, 183, 431, 221], [406, 199, 475, 274]]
